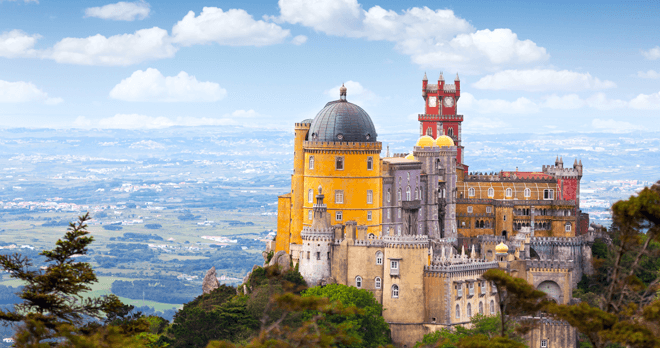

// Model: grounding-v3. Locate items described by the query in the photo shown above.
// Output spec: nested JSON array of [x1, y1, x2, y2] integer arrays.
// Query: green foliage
[[592, 240, 609, 259], [414, 314, 520, 348], [265, 251, 274, 264], [302, 284, 391, 348]]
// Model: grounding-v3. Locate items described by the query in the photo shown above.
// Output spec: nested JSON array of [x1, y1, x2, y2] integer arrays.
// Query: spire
[[579, 159, 582, 166], [574, 158, 578, 167], [339, 83, 347, 101], [386, 145, 390, 157], [455, 72, 460, 81], [559, 156, 563, 164], [470, 244, 476, 259], [439, 71, 444, 81], [461, 244, 465, 258], [311, 186, 329, 230], [441, 246, 446, 262], [423, 72, 428, 81]]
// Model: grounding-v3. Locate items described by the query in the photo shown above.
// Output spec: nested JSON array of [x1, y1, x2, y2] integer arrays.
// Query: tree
[[547, 181, 660, 348], [302, 284, 392, 348], [415, 314, 516, 348], [482, 269, 549, 338], [0, 213, 156, 347]]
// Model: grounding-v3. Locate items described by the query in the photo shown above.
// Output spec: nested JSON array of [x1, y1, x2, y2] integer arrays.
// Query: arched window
[[468, 187, 475, 197], [367, 190, 373, 204], [448, 127, 454, 137], [467, 303, 472, 318], [375, 251, 383, 265], [479, 301, 483, 314], [367, 157, 373, 170], [524, 188, 531, 198], [387, 189, 391, 202], [355, 276, 362, 288], [308, 189, 313, 203], [490, 300, 495, 314], [309, 156, 314, 170], [335, 156, 344, 170], [488, 187, 494, 197], [308, 210, 312, 220], [392, 285, 399, 298], [455, 304, 461, 319], [420, 187, 423, 199], [397, 189, 402, 201], [406, 186, 411, 200], [415, 188, 419, 199], [426, 127, 433, 136], [565, 223, 572, 232], [375, 277, 382, 289], [506, 188, 512, 197]]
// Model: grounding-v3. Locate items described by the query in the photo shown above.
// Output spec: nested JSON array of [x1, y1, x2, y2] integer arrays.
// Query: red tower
[[419, 72, 466, 170]]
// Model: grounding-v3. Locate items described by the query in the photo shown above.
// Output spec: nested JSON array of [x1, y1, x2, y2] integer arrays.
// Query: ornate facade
[[271, 78, 596, 348]]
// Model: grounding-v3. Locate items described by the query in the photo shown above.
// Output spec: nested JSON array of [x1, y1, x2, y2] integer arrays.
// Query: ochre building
[[271, 78, 597, 348]]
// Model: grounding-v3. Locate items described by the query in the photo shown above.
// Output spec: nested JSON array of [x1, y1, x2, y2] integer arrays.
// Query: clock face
[[443, 97, 454, 107], [428, 96, 437, 107]]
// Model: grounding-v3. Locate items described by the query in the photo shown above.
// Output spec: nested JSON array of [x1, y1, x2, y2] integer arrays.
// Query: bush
[[144, 224, 162, 230], [103, 225, 123, 231]]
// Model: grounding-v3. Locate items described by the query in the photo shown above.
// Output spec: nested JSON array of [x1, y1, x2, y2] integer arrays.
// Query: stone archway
[[537, 280, 562, 303]]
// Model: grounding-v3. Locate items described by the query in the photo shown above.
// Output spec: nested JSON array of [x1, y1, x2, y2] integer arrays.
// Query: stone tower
[[299, 186, 334, 286]]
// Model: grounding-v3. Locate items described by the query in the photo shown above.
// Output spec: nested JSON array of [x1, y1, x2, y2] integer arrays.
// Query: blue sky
[[0, 0, 658, 134]]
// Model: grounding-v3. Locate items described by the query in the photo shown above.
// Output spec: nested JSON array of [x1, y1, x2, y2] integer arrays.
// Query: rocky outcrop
[[202, 266, 220, 294], [268, 250, 291, 272]]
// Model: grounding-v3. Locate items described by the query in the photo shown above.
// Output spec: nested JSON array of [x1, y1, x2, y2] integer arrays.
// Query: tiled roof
[[308, 100, 377, 143]]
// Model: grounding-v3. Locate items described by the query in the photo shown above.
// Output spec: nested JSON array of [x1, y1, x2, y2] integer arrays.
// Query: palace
[[269, 76, 596, 348]]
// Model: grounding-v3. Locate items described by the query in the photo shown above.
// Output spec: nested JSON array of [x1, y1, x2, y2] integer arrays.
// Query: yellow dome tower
[[435, 135, 455, 147], [415, 135, 435, 148]]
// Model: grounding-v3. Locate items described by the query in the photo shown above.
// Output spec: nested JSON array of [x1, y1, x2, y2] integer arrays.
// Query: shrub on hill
[[103, 225, 123, 231], [145, 223, 162, 229]]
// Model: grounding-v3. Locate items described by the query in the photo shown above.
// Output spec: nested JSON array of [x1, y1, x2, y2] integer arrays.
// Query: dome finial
[[423, 72, 428, 81], [339, 83, 347, 101], [439, 71, 444, 81]]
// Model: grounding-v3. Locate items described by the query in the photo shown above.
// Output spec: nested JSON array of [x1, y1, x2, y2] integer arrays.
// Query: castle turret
[[299, 187, 334, 286]]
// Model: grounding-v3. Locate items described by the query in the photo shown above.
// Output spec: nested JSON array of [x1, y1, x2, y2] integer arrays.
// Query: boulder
[[202, 266, 220, 294], [275, 252, 291, 272]]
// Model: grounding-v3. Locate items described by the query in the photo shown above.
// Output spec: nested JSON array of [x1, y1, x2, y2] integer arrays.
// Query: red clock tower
[[419, 72, 466, 170]]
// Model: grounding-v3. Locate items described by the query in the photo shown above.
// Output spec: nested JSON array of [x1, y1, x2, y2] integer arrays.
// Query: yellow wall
[[459, 181, 557, 200], [275, 194, 292, 253]]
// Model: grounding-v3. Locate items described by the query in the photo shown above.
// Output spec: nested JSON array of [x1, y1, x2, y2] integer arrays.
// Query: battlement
[[425, 259, 499, 274], [526, 260, 574, 270], [457, 198, 577, 207], [530, 236, 585, 246], [383, 234, 429, 248], [476, 235, 506, 244], [303, 141, 382, 152], [413, 146, 457, 154], [352, 238, 385, 247], [464, 172, 555, 183], [295, 123, 312, 129], [301, 226, 334, 241]]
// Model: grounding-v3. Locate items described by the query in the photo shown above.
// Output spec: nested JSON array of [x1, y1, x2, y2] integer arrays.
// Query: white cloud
[[585, 93, 627, 111], [463, 116, 507, 132], [49, 27, 177, 66], [276, 0, 547, 71], [0, 30, 40, 58], [542, 94, 586, 110], [84, 1, 150, 21], [629, 91, 660, 110], [109, 68, 226, 102], [638, 70, 660, 79], [97, 113, 241, 129], [291, 35, 307, 45], [0, 80, 62, 104], [473, 69, 616, 92], [73, 116, 93, 128], [172, 7, 290, 47], [591, 119, 642, 132], [641, 46, 660, 60], [459, 92, 540, 114], [325, 81, 378, 105]]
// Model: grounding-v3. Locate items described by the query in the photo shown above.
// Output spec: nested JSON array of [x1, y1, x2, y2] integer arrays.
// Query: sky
[[0, 0, 658, 135]]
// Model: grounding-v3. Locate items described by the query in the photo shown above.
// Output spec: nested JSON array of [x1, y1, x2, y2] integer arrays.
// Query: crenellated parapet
[[457, 198, 577, 207], [383, 234, 429, 248], [301, 226, 335, 241], [526, 260, 574, 271], [303, 141, 382, 154], [424, 259, 499, 275], [530, 236, 586, 246]]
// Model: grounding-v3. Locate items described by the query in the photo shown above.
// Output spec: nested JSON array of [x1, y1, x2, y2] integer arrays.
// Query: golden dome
[[436, 135, 455, 147], [495, 242, 509, 254], [405, 153, 415, 160], [415, 135, 435, 148]]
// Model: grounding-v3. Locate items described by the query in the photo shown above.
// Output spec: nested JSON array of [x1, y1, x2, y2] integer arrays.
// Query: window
[[367, 211, 372, 221], [467, 206, 473, 213], [335, 190, 344, 204], [486, 206, 492, 214], [355, 276, 362, 288], [316, 252, 320, 260], [376, 251, 383, 265], [468, 187, 475, 197], [469, 282, 474, 296], [375, 277, 382, 289], [541, 339, 548, 348], [387, 209, 391, 220], [544, 189, 554, 200], [367, 190, 373, 204], [479, 302, 483, 314], [309, 156, 314, 170], [456, 284, 463, 297], [524, 188, 531, 198], [391, 260, 400, 276], [488, 187, 494, 197], [467, 303, 472, 318], [490, 300, 495, 314], [506, 188, 512, 197], [565, 223, 572, 232], [397, 226, 401, 235], [398, 209, 401, 219], [387, 189, 391, 202], [308, 189, 313, 203], [407, 172, 410, 180], [480, 281, 486, 295], [367, 157, 373, 170], [406, 186, 411, 200], [392, 285, 399, 298], [420, 187, 423, 199], [336, 157, 344, 170], [455, 304, 460, 318], [308, 210, 312, 220], [336, 211, 343, 221], [397, 189, 402, 201], [415, 188, 419, 199], [503, 215, 507, 221], [448, 127, 454, 137]]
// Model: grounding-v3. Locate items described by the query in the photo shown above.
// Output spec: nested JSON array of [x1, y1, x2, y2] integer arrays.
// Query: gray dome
[[301, 118, 313, 124], [309, 100, 377, 143]]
